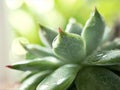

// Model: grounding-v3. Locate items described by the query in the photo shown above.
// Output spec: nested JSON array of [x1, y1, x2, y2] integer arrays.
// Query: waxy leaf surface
[[23, 44, 54, 58], [82, 8, 105, 55], [83, 50, 120, 66], [53, 30, 86, 63], [9, 57, 63, 71], [65, 18, 82, 35], [37, 64, 80, 90], [20, 70, 51, 90], [39, 25, 57, 47], [75, 67, 120, 90]]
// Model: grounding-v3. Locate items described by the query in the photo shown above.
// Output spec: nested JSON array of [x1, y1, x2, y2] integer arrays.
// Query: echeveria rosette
[[6, 8, 120, 90]]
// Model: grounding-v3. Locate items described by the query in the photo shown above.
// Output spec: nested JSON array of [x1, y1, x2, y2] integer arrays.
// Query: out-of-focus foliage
[[6, 0, 120, 45], [55, 0, 120, 25], [8, 2, 43, 44]]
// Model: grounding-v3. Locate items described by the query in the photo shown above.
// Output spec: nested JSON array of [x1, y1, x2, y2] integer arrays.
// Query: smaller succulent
[[7, 8, 120, 90]]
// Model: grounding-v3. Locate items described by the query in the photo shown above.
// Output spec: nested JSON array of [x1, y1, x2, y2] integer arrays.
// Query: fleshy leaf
[[20, 70, 51, 90], [53, 29, 86, 64], [65, 18, 82, 35], [7, 57, 63, 71], [37, 64, 80, 90], [21, 44, 54, 58], [101, 38, 120, 50], [81, 8, 105, 55], [20, 71, 37, 83], [101, 26, 111, 44], [83, 50, 120, 66], [75, 67, 120, 90], [26, 52, 37, 59], [39, 25, 57, 47]]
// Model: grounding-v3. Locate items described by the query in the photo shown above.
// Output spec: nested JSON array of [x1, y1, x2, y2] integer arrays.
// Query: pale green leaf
[[83, 50, 120, 66], [22, 44, 54, 58], [81, 8, 105, 55], [20, 71, 37, 83], [37, 64, 80, 90], [39, 25, 57, 47], [20, 70, 51, 90], [26, 52, 37, 59], [75, 67, 120, 90], [9, 57, 63, 71], [101, 38, 120, 50], [53, 30, 86, 64], [65, 18, 82, 35]]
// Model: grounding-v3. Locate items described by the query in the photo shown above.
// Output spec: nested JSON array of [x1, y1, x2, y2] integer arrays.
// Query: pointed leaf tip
[[94, 6, 97, 11], [6, 65, 12, 68], [19, 40, 28, 50], [40, 25, 46, 31], [94, 7, 100, 17], [81, 8, 105, 55], [58, 27, 62, 33], [39, 25, 57, 47], [53, 31, 86, 63], [19, 40, 25, 46]]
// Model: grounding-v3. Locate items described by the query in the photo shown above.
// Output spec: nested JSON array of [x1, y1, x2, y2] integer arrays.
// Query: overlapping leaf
[[101, 38, 120, 50], [75, 67, 120, 90], [37, 64, 80, 90], [8, 57, 63, 71], [22, 44, 54, 58], [20, 71, 37, 83], [83, 50, 120, 66], [20, 70, 51, 90], [39, 25, 57, 47], [81, 8, 105, 55], [53, 29, 86, 63], [65, 18, 82, 35]]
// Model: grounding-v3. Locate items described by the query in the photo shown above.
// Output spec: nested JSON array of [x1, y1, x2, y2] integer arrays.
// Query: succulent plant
[[7, 8, 120, 90]]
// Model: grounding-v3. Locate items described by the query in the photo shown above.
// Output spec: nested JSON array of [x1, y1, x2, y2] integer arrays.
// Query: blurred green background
[[6, 0, 120, 45]]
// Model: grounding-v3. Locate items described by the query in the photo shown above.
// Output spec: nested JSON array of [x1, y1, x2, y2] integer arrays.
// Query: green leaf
[[26, 52, 37, 59], [81, 8, 105, 55], [65, 18, 82, 35], [101, 26, 111, 44], [39, 25, 57, 47], [20, 70, 51, 90], [53, 30, 86, 64], [19, 71, 37, 83], [22, 44, 54, 58], [83, 50, 120, 66], [101, 38, 120, 50], [75, 67, 120, 90], [8, 57, 63, 71], [37, 64, 80, 90]]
